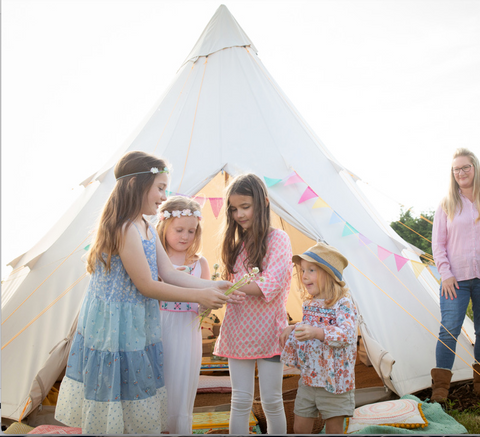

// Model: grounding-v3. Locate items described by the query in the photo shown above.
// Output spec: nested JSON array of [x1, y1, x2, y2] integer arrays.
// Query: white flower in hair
[[182, 209, 192, 216], [193, 210, 202, 218], [162, 210, 171, 219], [150, 167, 159, 174], [172, 210, 181, 218]]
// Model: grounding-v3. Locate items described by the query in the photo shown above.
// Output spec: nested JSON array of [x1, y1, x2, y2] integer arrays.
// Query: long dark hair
[[87, 150, 168, 273], [221, 173, 270, 279]]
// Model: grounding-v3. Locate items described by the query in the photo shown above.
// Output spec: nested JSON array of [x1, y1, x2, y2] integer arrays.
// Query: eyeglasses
[[452, 164, 473, 174]]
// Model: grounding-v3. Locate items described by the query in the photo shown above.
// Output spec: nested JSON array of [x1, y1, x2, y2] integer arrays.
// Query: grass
[[466, 300, 473, 320], [444, 399, 480, 434]]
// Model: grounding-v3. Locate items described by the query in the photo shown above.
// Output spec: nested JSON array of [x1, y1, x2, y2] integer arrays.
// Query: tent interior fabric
[[1, 3, 476, 424]]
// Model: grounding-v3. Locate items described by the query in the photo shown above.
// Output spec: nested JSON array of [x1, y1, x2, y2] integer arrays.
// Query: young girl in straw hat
[[280, 242, 358, 435]]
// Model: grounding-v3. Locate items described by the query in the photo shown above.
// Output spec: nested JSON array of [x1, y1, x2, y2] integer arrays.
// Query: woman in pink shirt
[[214, 173, 293, 435], [431, 148, 480, 402]]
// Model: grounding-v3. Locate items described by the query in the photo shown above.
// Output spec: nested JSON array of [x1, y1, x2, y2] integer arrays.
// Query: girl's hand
[[215, 280, 234, 291], [279, 325, 295, 348], [198, 288, 230, 310], [441, 277, 459, 300], [176, 265, 191, 273], [214, 280, 246, 304], [225, 292, 246, 304], [294, 324, 324, 342]]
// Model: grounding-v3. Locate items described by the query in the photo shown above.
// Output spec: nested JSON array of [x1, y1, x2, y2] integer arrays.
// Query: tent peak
[[181, 4, 257, 67]]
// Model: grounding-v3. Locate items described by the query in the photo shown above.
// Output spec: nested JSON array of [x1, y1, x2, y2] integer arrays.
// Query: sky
[[2, 0, 480, 279]]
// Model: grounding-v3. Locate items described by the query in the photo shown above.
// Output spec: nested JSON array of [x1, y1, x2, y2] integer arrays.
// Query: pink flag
[[394, 254, 409, 271], [284, 172, 304, 186], [209, 197, 224, 218], [192, 195, 207, 207], [298, 186, 318, 204], [377, 246, 392, 261]]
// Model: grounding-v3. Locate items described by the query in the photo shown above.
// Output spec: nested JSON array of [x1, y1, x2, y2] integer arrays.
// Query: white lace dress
[[160, 260, 203, 434]]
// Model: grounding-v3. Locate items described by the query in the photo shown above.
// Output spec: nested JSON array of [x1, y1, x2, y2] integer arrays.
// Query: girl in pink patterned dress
[[214, 173, 293, 435], [280, 242, 357, 435], [156, 196, 210, 434]]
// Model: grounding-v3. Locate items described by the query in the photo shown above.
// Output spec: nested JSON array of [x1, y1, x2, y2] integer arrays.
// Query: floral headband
[[158, 209, 202, 221], [116, 167, 169, 181]]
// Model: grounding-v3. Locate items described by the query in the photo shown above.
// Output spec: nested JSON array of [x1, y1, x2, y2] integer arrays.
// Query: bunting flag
[[209, 197, 224, 219], [377, 246, 392, 261], [284, 172, 304, 186], [358, 234, 372, 246], [342, 222, 359, 237], [192, 195, 207, 207], [264, 176, 283, 187], [329, 212, 343, 225], [312, 197, 329, 209], [84, 244, 91, 251], [394, 254, 409, 271], [298, 187, 318, 204], [166, 171, 431, 284], [411, 260, 427, 278]]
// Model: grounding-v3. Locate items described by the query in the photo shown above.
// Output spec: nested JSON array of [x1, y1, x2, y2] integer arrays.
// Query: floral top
[[214, 228, 293, 359], [281, 297, 358, 394]]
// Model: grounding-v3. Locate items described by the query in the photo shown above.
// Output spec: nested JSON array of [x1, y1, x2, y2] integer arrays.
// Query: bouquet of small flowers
[[197, 266, 264, 329], [211, 263, 220, 281]]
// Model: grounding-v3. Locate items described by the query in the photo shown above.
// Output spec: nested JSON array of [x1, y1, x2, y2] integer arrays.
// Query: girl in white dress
[[156, 196, 210, 434]]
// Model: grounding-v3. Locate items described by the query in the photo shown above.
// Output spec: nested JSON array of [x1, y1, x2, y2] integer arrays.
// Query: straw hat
[[292, 242, 348, 287]]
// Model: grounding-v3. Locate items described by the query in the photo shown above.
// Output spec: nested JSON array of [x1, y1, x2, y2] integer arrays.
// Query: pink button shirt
[[432, 193, 480, 282], [214, 228, 293, 359]]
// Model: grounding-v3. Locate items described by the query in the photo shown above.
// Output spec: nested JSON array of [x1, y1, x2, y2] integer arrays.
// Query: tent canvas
[[1, 4, 476, 423]]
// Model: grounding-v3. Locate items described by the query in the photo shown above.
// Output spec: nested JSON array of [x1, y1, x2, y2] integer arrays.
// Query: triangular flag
[[298, 186, 317, 204], [209, 198, 224, 219], [192, 195, 207, 207], [264, 176, 282, 187], [284, 172, 304, 186], [329, 212, 343, 225], [358, 234, 372, 246], [377, 246, 392, 261], [84, 244, 91, 251], [312, 197, 329, 209], [342, 222, 359, 237], [394, 254, 409, 271], [411, 261, 426, 278]]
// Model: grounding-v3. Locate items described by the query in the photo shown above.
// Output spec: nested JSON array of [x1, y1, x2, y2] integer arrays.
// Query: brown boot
[[473, 363, 480, 394], [431, 368, 452, 403]]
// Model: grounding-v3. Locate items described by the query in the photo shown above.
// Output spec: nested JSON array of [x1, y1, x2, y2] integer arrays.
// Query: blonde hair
[[295, 264, 350, 308], [87, 151, 168, 274], [156, 196, 203, 265], [442, 148, 480, 222], [221, 174, 271, 279]]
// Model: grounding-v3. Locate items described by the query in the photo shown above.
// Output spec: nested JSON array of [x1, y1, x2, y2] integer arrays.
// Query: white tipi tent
[[2, 4, 476, 423]]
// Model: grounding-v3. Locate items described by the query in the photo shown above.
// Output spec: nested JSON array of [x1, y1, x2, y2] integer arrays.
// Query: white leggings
[[228, 358, 286, 435]]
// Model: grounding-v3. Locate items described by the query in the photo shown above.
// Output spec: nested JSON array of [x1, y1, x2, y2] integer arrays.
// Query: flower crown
[[116, 167, 169, 181], [158, 209, 202, 221]]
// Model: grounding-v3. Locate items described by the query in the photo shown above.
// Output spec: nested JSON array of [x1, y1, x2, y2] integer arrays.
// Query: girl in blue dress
[[55, 151, 237, 434]]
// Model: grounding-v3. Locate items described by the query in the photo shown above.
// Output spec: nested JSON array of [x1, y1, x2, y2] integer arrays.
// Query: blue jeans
[[435, 278, 480, 369]]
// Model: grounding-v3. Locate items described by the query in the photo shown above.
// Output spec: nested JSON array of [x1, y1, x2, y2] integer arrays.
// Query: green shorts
[[294, 380, 355, 420]]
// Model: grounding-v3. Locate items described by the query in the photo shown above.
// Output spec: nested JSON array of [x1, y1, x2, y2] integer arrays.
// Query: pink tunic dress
[[214, 228, 293, 359]]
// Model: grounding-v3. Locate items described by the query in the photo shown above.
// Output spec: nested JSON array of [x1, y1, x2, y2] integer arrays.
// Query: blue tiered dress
[[55, 224, 167, 434]]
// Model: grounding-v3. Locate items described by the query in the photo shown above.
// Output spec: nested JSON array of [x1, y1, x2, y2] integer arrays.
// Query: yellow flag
[[411, 261, 426, 278], [312, 197, 329, 209]]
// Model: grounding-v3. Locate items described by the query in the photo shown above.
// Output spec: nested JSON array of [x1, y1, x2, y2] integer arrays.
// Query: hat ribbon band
[[304, 251, 343, 281]]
